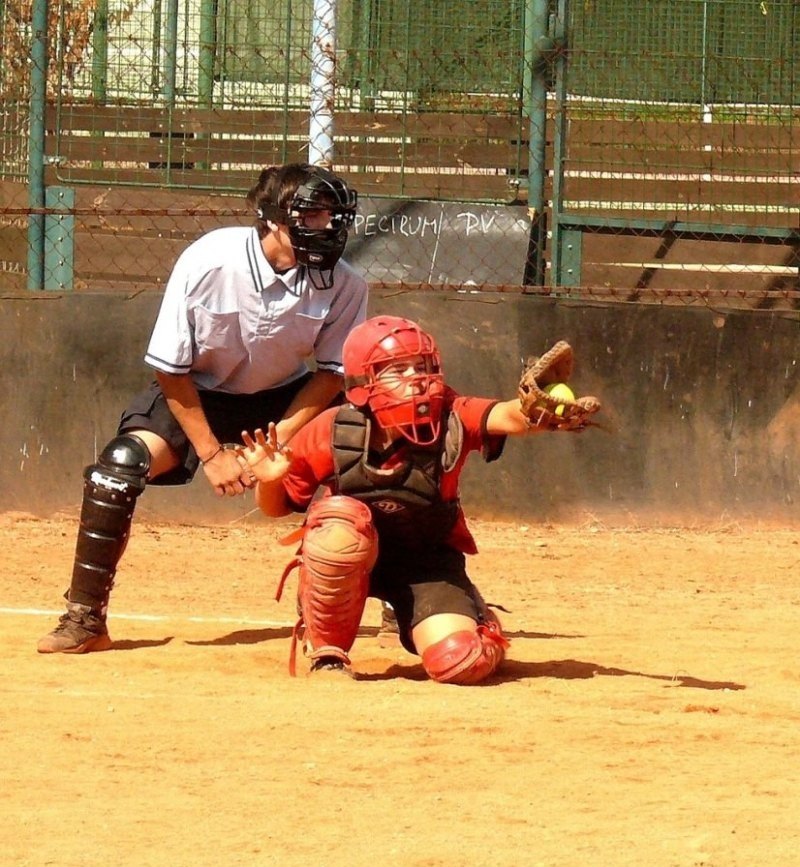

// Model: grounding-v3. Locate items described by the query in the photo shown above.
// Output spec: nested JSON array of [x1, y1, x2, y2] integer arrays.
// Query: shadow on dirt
[[356, 663, 428, 682], [135, 631, 745, 692], [109, 637, 174, 650], [501, 658, 745, 690], [185, 627, 294, 646], [356, 658, 745, 690]]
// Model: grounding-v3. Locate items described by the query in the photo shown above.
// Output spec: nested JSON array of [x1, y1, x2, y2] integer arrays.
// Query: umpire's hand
[[202, 447, 253, 497]]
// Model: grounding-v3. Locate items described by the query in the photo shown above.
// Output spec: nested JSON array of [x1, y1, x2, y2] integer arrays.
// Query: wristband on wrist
[[200, 445, 223, 464]]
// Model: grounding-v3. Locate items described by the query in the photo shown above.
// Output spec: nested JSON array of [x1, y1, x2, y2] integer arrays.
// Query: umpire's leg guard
[[68, 434, 150, 612], [284, 496, 377, 674]]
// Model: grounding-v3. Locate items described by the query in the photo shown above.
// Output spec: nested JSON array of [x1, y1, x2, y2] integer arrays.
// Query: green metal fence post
[[27, 0, 47, 291], [522, 0, 550, 288], [151, 0, 163, 96], [44, 186, 75, 291], [357, 0, 377, 112], [199, 0, 216, 106], [89, 0, 109, 174], [91, 0, 109, 103], [549, 0, 570, 292], [558, 227, 582, 289], [197, 0, 217, 171], [162, 0, 179, 176]]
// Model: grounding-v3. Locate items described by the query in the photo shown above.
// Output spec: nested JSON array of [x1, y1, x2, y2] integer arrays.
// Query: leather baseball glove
[[518, 340, 602, 430]]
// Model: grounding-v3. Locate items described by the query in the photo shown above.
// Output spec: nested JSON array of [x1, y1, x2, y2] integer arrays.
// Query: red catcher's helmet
[[343, 316, 445, 446]]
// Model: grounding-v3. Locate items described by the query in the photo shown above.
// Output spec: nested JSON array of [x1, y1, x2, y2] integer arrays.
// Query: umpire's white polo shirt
[[144, 226, 369, 394]]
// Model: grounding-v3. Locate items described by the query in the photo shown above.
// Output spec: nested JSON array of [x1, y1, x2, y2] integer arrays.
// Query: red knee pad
[[277, 496, 378, 674], [421, 622, 510, 685]]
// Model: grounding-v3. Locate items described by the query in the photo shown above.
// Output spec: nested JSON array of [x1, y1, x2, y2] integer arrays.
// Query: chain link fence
[[552, 0, 799, 307], [0, 0, 798, 306]]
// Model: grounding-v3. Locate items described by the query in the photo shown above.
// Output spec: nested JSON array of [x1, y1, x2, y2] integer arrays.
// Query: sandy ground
[[2, 510, 800, 867]]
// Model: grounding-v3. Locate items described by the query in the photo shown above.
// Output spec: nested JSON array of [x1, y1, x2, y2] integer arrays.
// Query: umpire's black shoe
[[37, 602, 112, 654]]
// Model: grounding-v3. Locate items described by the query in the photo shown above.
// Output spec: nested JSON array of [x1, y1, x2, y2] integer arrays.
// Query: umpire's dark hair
[[247, 163, 314, 239]]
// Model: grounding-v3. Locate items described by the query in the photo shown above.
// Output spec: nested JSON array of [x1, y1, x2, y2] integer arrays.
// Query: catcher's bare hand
[[237, 423, 293, 484]]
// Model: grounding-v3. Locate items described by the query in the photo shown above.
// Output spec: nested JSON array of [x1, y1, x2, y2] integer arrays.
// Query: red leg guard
[[296, 496, 378, 669], [421, 621, 510, 685]]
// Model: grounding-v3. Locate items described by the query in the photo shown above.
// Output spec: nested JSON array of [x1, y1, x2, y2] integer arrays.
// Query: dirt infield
[[3, 511, 800, 867]]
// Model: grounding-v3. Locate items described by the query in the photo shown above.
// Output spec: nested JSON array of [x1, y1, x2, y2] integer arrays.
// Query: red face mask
[[343, 317, 445, 446]]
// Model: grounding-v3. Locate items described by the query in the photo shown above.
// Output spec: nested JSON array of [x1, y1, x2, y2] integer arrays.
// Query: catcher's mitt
[[518, 340, 602, 430]]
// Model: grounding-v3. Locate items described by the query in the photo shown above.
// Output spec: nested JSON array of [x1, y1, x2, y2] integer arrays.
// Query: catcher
[[238, 315, 601, 684]]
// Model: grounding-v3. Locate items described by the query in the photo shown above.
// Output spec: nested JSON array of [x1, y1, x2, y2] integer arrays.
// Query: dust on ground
[[2, 512, 799, 867]]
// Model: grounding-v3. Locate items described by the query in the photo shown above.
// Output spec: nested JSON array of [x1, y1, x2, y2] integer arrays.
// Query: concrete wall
[[2, 290, 799, 525]]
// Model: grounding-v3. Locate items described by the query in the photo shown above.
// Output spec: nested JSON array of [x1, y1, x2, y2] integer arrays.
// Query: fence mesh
[[0, 0, 797, 306], [569, 0, 799, 105], [553, 0, 798, 306]]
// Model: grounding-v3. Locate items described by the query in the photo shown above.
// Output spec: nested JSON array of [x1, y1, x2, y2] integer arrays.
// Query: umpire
[[38, 163, 367, 654]]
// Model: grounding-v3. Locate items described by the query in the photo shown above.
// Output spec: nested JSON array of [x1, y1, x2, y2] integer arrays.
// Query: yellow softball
[[544, 382, 575, 416]]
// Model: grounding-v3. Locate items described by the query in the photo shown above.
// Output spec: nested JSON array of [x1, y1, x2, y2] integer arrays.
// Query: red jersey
[[282, 389, 504, 554]]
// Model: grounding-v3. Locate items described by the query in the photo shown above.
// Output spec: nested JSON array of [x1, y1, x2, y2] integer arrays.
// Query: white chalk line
[[0, 606, 294, 628]]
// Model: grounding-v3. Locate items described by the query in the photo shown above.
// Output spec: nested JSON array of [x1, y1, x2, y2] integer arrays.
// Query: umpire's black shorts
[[117, 375, 313, 486]]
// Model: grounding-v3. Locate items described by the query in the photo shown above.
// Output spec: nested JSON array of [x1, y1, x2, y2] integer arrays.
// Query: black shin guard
[[69, 435, 150, 610]]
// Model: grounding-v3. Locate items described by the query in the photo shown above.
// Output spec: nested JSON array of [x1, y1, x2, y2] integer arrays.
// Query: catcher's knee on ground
[[419, 617, 509, 685], [296, 495, 378, 666]]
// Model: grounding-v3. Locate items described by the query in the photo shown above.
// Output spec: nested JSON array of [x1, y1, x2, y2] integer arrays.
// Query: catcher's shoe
[[309, 656, 354, 677], [37, 602, 112, 654]]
